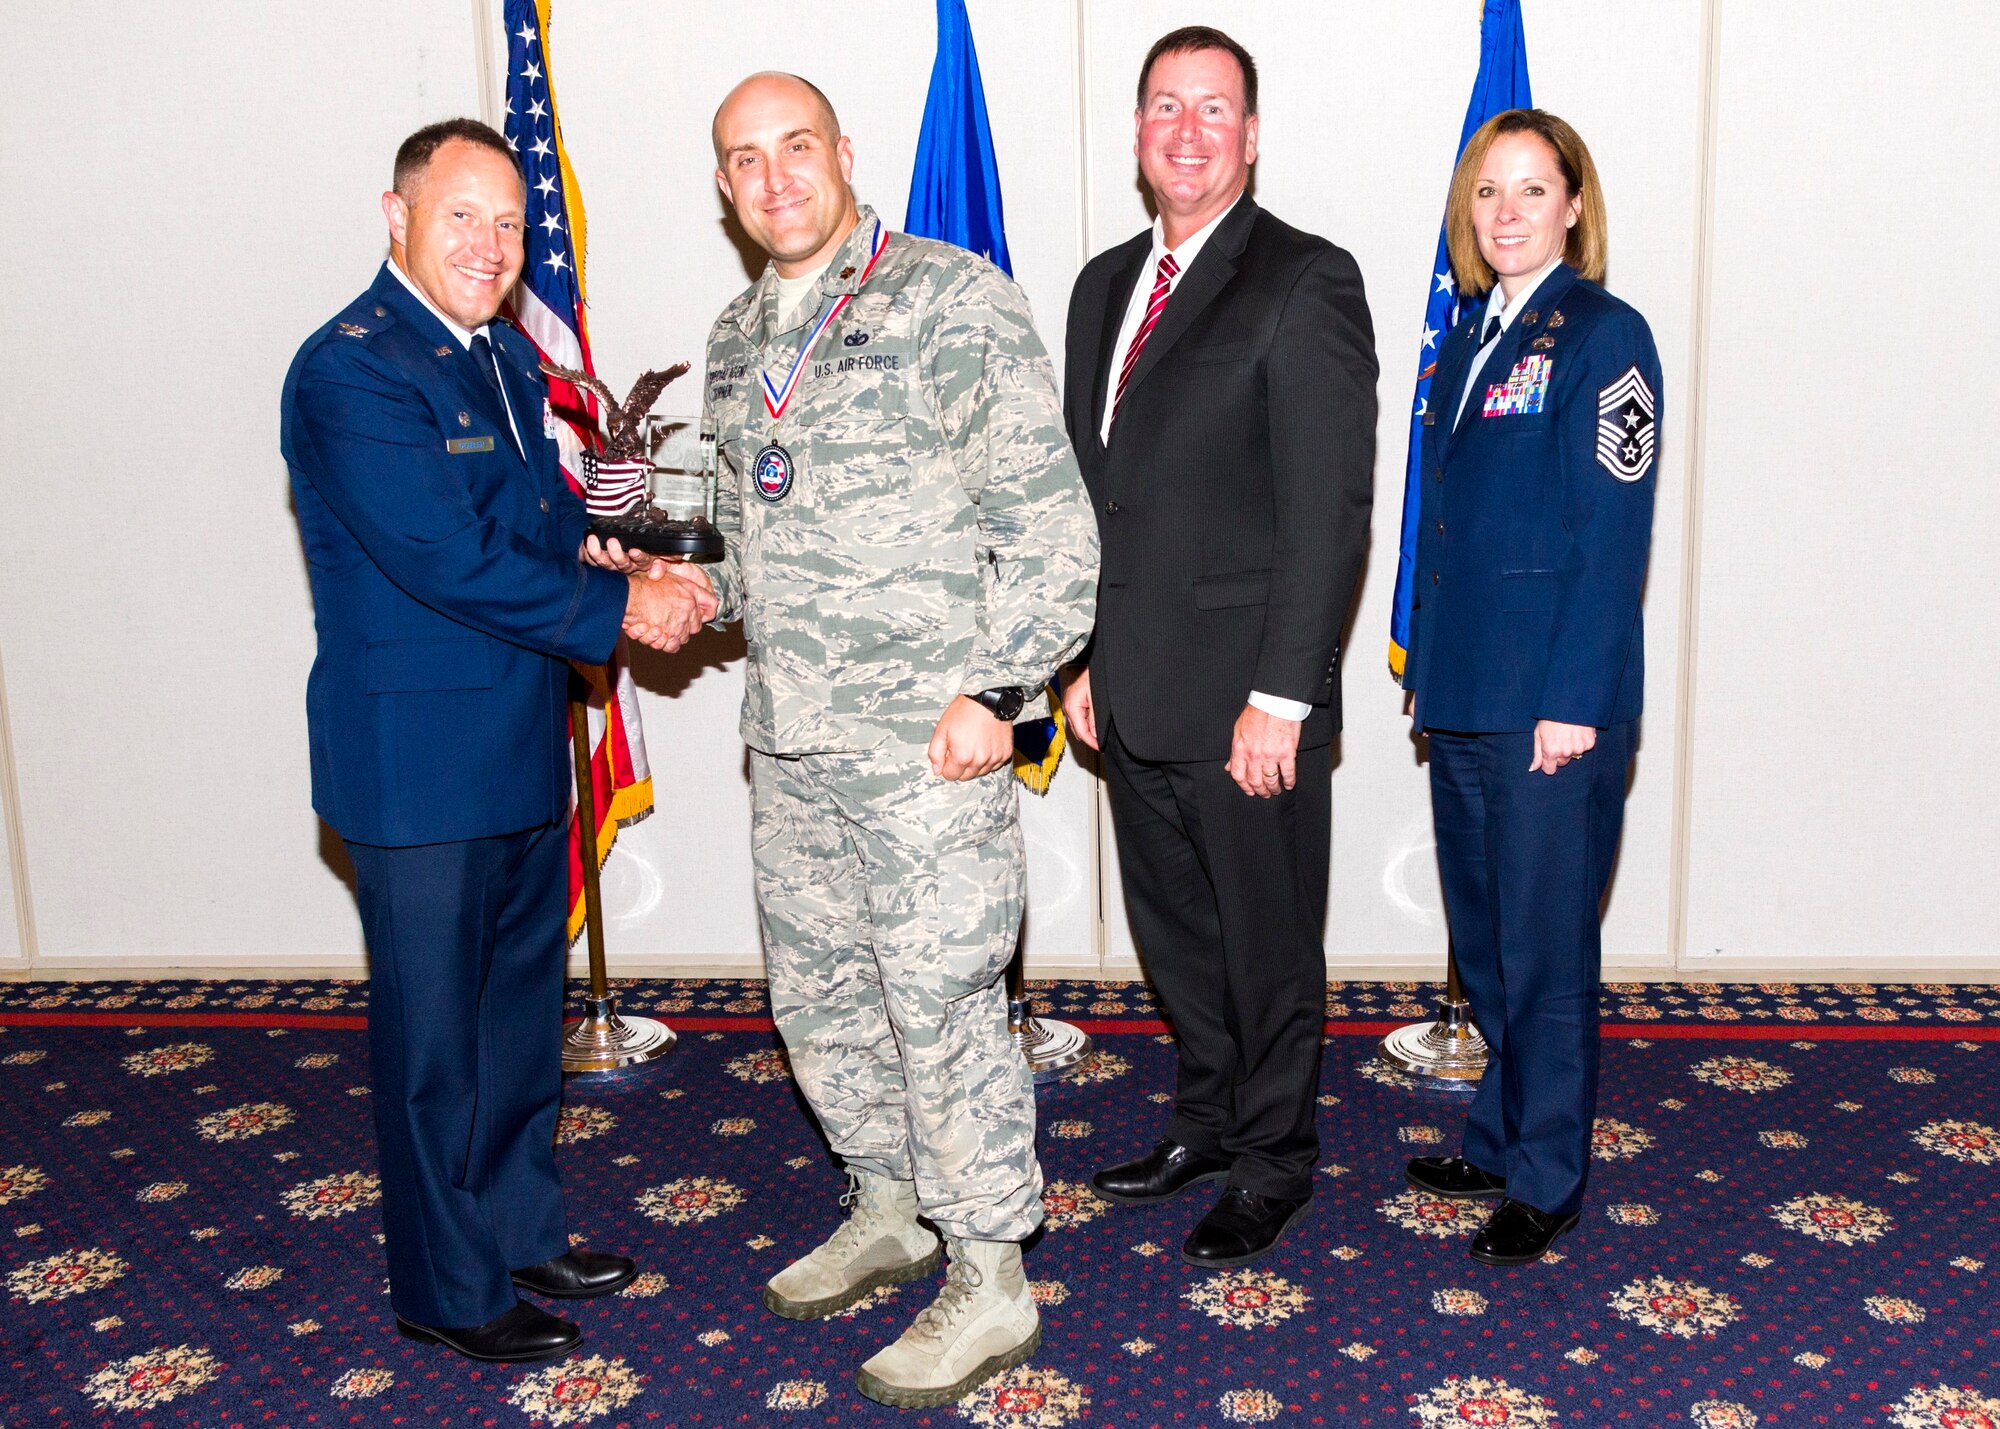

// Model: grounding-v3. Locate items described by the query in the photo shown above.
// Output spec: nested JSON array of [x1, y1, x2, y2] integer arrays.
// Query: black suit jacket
[[1064, 197, 1378, 763]]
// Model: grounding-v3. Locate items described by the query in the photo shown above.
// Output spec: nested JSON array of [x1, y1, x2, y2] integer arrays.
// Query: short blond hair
[[1444, 109, 1607, 298]]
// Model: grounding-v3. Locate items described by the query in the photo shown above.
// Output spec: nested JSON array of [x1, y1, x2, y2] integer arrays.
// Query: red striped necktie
[[1110, 251, 1180, 425]]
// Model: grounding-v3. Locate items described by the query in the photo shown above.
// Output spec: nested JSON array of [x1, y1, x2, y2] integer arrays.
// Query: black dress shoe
[[1405, 1156, 1507, 1200], [396, 1299, 581, 1363], [512, 1250, 638, 1299], [1469, 1198, 1579, 1266], [1092, 1139, 1232, 1205], [1181, 1187, 1312, 1267]]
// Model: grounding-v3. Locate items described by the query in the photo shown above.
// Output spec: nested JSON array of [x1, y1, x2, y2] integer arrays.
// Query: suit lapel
[[1114, 196, 1257, 421], [1088, 237, 1149, 443]]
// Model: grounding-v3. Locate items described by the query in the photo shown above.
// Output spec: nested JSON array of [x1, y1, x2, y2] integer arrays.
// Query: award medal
[[751, 220, 890, 505]]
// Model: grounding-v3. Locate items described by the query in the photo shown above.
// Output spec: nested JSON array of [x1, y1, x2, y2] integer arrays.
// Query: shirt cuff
[[1248, 690, 1312, 722]]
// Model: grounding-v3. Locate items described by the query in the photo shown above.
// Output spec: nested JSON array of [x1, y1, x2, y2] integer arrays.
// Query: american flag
[[502, 0, 655, 942]]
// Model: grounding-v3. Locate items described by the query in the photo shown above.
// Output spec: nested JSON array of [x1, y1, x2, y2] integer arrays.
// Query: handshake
[[583, 534, 719, 654]]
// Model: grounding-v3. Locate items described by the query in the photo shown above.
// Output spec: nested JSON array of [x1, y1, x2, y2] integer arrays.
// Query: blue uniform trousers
[[344, 822, 570, 1327], [1426, 721, 1635, 1218]]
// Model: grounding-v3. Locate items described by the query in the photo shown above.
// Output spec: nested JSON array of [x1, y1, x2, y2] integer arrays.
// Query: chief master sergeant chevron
[[679, 72, 1098, 1409]]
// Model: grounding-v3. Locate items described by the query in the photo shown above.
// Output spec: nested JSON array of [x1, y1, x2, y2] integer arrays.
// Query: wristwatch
[[972, 686, 1027, 721]]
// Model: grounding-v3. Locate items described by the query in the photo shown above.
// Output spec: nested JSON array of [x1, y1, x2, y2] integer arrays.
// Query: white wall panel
[[1, 1, 1990, 979], [1681, 2, 2000, 969], [0, 2, 480, 971]]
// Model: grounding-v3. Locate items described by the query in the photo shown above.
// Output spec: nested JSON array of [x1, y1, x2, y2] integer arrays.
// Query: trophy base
[[561, 995, 676, 1074], [1377, 995, 1489, 1084], [588, 511, 724, 561]]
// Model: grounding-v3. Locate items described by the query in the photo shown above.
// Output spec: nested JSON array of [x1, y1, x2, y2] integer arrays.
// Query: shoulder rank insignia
[[838, 265, 856, 279], [1595, 367, 1656, 481], [337, 322, 370, 338]]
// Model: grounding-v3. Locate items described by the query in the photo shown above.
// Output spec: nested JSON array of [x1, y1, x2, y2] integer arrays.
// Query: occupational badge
[[1595, 367, 1656, 481], [541, 358, 725, 560]]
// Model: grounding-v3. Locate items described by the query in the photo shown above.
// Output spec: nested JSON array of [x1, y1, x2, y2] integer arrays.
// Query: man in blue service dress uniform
[[1402, 222, 1661, 1266], [281, 119, 712, 1362]]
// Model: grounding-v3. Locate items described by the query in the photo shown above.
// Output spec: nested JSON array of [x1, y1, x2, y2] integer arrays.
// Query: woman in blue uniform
[[1400, 109, 1661, 1266]]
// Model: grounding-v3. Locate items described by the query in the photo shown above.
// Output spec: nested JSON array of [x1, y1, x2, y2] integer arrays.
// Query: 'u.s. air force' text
[[813, 354, 903, 377]]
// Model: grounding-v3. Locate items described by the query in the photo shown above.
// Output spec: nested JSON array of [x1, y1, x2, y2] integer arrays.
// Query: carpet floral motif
[[1910, 1118, 1998, 1165], [957, 1366, 1089, 1427], [1038, 1180, 1109, 1231], [1185, 1268, 1310, 1329], [328, 1367, 394, 1399], [8, 1247, 128, 1302], [1607, 1277, 1741, 1338], [1886, 1383, 2000, 1429], [1431, 1287, 1489, 1316], [1216, 1388, 1284, 1423], [280, 1171, 379, 1220], [554, 1105, 616, 1143], [508, 1354, 644, 1424], [80, 1345, 222, 1413], [0, 1165, 47, 1209], [634, 1175, 745, 1224], [1376, 1189, 1490, 1238], [763, 1379, 827, 1410], [1687, 1401, 1759, 1428], [1689, 1056, 1792, 1093], [195, 1102, 294, 1141], [723, 1048, 791, 1083], [1769, 1193, 1894, 1245], [121, 1042, 214, 1077], [1406, 1375, 1560, 1427], [1863, 1295, 1927, 1324], [1590, 1116, 1656, 1160]]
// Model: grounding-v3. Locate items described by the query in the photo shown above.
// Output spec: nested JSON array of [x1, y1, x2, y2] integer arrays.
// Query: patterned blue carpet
[[0, 978, 1995, 1427]]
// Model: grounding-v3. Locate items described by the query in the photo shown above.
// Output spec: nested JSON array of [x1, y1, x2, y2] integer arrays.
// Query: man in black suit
[[1061, 26, 1376, 1267]]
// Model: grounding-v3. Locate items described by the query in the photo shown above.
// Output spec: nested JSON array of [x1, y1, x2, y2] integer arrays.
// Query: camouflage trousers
[[749, 742, 1044, 1242]]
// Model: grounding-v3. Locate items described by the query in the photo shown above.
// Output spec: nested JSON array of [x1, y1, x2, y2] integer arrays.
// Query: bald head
[[712, 72, 841, 164], [711, 70, 859, 278]]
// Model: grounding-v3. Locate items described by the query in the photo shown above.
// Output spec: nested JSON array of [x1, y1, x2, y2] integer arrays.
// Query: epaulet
[[329, 297, 399, 344]]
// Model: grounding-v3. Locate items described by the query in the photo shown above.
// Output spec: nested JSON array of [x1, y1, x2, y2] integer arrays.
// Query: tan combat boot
[[763, 1170, 941, 1320], [854, 1237, 1041, 1409]]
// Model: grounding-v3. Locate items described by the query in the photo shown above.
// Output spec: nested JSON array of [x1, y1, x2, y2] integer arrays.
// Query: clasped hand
[[583, 537, 717, 653]]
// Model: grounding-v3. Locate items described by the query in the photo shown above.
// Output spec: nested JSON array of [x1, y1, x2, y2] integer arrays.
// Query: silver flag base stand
[[561, 994, 676, 1075], [1378, 993, 1489, 1084], [1009, 997, 1095, 1084]]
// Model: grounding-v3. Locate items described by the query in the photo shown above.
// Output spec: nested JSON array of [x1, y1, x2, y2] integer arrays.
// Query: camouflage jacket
[[701, 204, 1099, 754]]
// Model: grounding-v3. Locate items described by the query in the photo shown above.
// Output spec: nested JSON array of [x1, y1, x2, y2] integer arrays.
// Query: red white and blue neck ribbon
[[760, 219, 890, 423]]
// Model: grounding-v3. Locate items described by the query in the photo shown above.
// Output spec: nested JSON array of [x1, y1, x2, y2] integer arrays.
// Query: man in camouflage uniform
[[684, 73, 1098, 1409]]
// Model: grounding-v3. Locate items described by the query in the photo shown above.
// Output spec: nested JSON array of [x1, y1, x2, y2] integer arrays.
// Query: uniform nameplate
[[446, 436, 496, 454]]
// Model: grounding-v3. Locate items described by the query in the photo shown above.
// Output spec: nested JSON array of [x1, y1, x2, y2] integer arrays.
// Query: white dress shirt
[[387, 259, 524, 455], [1098, 193, 1308, 722], [1453, 254, 1561, 429]]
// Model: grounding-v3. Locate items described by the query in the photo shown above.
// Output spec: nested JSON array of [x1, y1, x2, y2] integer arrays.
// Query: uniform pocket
[[363, 637, 494, 693], [1498, 572, 1556, 612]]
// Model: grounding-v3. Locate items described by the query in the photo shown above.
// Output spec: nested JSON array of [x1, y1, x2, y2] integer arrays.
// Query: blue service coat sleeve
[[292, 339, 628, 665], [1537, 312, 1661, 726]]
